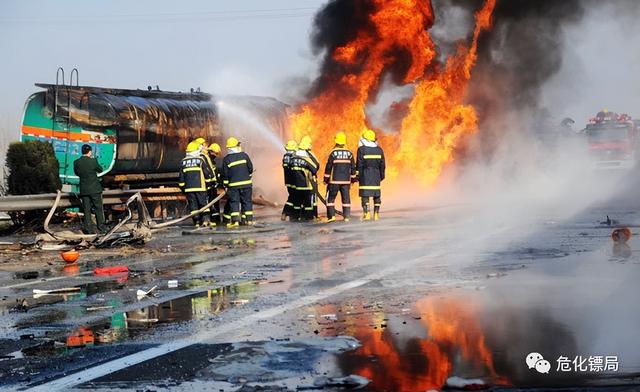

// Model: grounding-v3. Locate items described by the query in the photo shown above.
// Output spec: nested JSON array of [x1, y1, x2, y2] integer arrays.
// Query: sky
[[0, 0, 326, 141]]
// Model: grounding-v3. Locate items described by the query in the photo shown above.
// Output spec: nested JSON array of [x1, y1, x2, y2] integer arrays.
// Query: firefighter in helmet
[[324, 131, 355, 222], [356, 129, 385, 221], [222, 137, 254, 227], [179, 141, 214, 228], [290, 137, 318, 221], [298, 136, 319, 219], [205, 143, 222, 224], [281, 140, 298, 221]]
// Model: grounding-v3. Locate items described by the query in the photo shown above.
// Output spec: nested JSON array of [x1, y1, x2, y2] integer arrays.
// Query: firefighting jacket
[[324, 147, 356, 185], [290, 152, 319, 190], [222, 151, 254, 189], [308, 151, 320, 176], [356, 145, 386, 190], [201, 152, 220, 190], [282, 151, 295, 188], [179, 155, 213, 193]]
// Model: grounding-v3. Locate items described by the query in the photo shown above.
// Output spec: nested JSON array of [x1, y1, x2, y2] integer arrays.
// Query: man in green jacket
[[73, 144, 107, 234]]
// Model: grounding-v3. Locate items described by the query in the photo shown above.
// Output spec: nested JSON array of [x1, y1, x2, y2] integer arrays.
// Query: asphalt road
[[1, 174, 640, 391]]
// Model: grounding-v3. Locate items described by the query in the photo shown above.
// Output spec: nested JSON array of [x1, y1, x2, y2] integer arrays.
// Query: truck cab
[[585, 112, 638, 169]]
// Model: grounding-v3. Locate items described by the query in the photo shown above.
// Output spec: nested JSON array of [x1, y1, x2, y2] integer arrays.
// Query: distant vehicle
[[584, 111, 638, 169]]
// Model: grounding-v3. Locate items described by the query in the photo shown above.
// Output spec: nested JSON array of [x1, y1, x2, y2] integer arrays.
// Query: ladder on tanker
[[52, 67, 80, 185]]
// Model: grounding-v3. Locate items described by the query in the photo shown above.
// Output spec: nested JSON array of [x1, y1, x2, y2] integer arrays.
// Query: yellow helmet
[[363, 129, 376, 142], [208, 143, 221, 154], [285, 140, 298, 151], [299, 135, 312, 150], [185, 141, 200, 153], [193, 137, 206, 145], [226, 137, 240, 148], [334, 132, 347, 145]]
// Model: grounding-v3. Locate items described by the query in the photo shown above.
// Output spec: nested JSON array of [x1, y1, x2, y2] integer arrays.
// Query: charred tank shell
[[38, 83, 222, 174]]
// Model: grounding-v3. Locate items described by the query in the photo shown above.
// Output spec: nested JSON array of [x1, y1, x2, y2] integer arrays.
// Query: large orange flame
[[290, 0, 496, 187]]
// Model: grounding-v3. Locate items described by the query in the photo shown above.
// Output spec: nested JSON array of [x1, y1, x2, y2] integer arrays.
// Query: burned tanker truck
[[19, 75, 290, 194]]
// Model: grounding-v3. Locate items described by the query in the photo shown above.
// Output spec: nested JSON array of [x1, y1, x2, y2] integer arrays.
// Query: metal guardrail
[[0, 187, 184, 212]]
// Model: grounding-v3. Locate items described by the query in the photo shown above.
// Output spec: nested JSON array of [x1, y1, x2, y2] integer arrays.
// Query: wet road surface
[[1, 184, 640, 391]]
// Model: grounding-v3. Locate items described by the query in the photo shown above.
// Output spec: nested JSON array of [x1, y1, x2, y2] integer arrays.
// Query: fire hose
[[43, 189, 227, 243], [306, 170, 344, 217]]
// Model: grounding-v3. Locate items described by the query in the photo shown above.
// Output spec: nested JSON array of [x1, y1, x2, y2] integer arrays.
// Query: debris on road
[[10, 298, 29, 312], [136, 285, 158, 300], [611, 227, 631, 243], [32, 287, 80, 295]]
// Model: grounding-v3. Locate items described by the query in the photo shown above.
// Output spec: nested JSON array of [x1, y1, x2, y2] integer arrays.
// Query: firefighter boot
[[361, 204, 370, 221], [326, 216, 336, 223], [227, 221, 240, 229], [374, 206, 380, 221]]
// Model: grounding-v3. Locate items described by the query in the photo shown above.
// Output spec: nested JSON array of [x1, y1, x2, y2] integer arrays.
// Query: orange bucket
[[612, 228, 632, 243], [60, 250, 80, 264]]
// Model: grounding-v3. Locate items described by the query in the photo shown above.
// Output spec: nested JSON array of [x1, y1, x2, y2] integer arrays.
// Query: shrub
[[6, 140, 61, 195]]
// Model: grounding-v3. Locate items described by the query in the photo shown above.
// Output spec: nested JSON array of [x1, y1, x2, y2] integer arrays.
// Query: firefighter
[[204, 143, 222, 225], [291, 138, 318, 221], [324, 132, 355, 222], [356, 129, 385, 221], [179, 141, 213, 228], [281, 140, 298, 221], [298, 136, 320, 219], [222, 137, 254, 228]]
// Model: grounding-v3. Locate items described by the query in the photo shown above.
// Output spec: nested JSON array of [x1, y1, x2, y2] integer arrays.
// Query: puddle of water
[[20, 273, 292, 356]]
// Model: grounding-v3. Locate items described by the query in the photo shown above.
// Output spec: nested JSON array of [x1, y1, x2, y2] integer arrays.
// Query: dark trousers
[[227, 187, 253, 223], [295, 189, 315, 220], [186, 192, 209, 226], [326, 184, 351, 218], [81, 193, 106, 234], [361, 196, 381, 213], [282, 186, 296, 217], [208, 188, 220, 222], [290, 189, 302, 220]]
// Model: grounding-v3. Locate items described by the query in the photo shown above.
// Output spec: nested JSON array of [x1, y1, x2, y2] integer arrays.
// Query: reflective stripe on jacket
[[282, 151, 295, 187], [324, 147, 355, 185], [222, 151, 254, 188], [356, 145, 385, 189], [290, 153, 318, 190], [200, 152, 219, 189], [179, 155, 213, 193]]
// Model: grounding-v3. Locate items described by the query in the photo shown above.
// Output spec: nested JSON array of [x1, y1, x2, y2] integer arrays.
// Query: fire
[[290, 0, 496, 187]]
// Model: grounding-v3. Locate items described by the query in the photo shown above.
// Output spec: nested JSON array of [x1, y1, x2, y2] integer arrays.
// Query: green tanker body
[[21, 83, 222, 191]]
